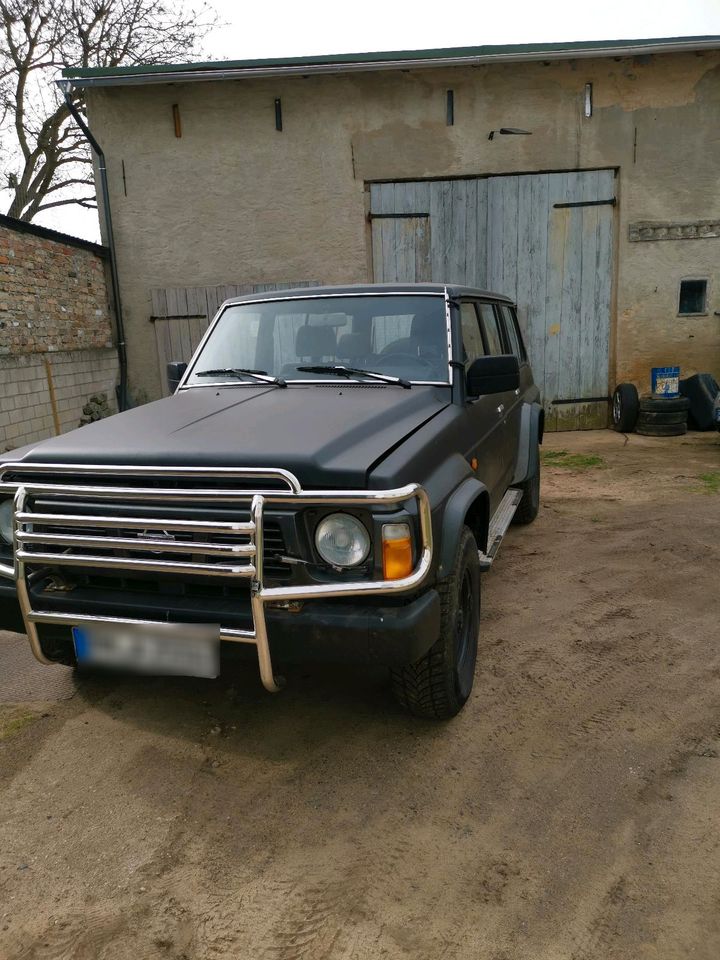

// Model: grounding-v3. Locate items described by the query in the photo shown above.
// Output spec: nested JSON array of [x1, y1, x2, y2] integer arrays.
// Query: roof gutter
[[57, 80, 128, 412], [63, 38, 720, 87]]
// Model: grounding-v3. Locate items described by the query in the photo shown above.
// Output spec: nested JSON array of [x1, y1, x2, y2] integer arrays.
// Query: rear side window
[[478, 303, 505, 356], [499, 305, 527, 362], [460, 302, 485, 369]]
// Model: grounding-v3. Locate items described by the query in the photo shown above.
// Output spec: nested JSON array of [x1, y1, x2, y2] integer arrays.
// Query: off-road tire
[[636, 421, 687, 437], [612, 383, 640, 432], [391, 526, 480, 720], [639, 395, 690, 414], [512, 446, 540, 525]]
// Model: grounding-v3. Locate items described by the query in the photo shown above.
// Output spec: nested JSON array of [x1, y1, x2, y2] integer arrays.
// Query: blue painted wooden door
[[370, 170, 615, 430]]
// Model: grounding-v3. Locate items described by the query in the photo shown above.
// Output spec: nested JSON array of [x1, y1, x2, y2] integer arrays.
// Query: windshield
[[184, 295, 450, 386]]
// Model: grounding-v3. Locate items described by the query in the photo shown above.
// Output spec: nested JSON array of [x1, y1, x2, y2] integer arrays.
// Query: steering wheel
[[375, 353, 435, 369]]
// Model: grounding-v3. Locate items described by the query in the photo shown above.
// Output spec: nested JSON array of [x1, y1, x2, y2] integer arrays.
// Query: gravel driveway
[[1, 429, 719, 960]]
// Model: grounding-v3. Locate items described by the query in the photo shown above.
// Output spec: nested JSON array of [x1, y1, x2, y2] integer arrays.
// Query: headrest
[[411, 311, 442, 342], [295, 324, 336, 358], [337, 332, 370, 359]]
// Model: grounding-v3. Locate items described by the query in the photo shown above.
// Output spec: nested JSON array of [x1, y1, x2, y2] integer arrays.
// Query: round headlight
[[0, 499, 13, 544], [315, 513, 370, 568]]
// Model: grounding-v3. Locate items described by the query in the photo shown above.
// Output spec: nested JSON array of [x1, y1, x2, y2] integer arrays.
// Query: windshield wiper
[[296, 364, 411, 389], [194, 368, 286, 387]]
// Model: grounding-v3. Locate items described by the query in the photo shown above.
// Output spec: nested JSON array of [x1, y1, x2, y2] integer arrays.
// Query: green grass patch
[[0, 708, 38, 741], [541, 449, 605, 470], [698, 472, 720, 494]]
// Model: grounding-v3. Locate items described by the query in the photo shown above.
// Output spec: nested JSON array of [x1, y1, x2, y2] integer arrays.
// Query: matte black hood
[[10, 385, 450, 487]]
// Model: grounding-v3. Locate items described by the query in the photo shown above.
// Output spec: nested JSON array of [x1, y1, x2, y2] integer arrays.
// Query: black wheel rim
[[455, 568, 474, 676]]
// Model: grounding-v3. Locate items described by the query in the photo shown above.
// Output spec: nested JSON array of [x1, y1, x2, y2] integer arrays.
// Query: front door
[[459, 301, 507, 511]]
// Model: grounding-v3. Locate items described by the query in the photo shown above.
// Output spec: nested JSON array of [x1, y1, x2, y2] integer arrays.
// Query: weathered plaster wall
[[86, 51, 720, 400]]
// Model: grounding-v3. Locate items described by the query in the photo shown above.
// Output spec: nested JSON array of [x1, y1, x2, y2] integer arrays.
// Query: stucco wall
[[86, 51, 720, 400]]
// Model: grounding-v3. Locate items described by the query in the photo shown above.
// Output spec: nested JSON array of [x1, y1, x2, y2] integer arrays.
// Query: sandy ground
[[0, 429, 719, 960]]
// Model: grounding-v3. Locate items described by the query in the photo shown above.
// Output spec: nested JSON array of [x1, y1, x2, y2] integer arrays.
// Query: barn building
[[63, 35, 720, 428]]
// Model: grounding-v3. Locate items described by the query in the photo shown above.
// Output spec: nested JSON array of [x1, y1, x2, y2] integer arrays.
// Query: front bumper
[[0, 464, 435, 689], [0, 578, 440, 667]]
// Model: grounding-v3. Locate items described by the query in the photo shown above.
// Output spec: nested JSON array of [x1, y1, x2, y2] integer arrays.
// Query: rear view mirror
[[466, 355, 519, 396], [167, 361, 188, 393]]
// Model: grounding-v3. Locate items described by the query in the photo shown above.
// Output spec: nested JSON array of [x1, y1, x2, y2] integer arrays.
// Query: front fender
[[437, 477, 489, 579]]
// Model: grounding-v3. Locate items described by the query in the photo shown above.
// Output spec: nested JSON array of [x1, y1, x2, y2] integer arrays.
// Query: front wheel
[[391, 526, 480, 719]]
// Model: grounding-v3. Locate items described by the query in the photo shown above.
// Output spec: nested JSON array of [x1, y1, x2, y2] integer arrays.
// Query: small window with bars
[[678, 279, 708, 315]]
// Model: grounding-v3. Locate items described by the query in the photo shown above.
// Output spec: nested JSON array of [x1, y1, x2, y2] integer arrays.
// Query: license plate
[[72, 622, 220, 678]]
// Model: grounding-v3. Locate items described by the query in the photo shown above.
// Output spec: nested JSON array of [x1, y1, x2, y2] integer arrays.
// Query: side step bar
[[478, 489, 523, 570]]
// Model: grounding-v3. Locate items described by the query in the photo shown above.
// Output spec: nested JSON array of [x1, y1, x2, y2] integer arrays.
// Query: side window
[[500, 305, 527, 362], [478, 302, 505, 356], [460, 302, 485, 369]]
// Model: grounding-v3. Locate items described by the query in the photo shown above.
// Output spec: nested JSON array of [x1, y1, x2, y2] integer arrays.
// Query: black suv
[[0, 284, 543, 718]]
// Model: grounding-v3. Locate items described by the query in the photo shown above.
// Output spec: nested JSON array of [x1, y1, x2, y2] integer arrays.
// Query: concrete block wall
[[0, 349, 118, 453]]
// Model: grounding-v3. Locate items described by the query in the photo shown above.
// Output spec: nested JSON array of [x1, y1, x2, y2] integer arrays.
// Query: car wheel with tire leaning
[[612, 383, 640, 432], [512, 443, 540, 525], [391, 526, 480, 720]]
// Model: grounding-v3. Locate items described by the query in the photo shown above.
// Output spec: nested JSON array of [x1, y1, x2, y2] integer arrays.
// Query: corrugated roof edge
[[62, 35, 720, 84]]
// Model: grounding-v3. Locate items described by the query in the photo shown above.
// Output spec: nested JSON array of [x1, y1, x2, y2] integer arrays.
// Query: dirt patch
[[0, 429, 719, 959], [0, 631, 76, 704]]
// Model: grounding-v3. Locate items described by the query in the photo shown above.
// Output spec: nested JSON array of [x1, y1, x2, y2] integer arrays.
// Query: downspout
[[57, 79, 128, 411]]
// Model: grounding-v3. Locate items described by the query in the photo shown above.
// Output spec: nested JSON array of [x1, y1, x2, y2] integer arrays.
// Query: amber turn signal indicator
[[382, 522, 413, 580]]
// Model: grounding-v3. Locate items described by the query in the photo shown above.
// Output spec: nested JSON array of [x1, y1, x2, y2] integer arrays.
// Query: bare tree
[[0, 0, 215, 221]]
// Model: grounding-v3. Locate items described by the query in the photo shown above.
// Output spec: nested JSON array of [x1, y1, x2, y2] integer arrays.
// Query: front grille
[[6, 467, 297, 609], [25, 503, 290, 581]]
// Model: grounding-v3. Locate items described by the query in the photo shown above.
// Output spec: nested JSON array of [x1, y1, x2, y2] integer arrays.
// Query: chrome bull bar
[[0, 464, 433, 692]]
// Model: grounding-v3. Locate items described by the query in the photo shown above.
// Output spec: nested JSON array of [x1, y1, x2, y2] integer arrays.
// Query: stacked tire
[[612, 382, 690, 436], [636, 395, 690, 437]]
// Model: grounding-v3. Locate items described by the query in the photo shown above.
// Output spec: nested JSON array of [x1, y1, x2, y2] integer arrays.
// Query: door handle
[[497, 403, 505, 415]]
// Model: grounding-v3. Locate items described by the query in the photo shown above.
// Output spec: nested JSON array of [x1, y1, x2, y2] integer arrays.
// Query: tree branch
[[35, 196, 97, 211], [2, 0, 217, 221]]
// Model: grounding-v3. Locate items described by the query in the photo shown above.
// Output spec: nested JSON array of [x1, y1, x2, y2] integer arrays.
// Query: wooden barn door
[[150, 281, 319, 396], [485, 170, 615, 430], [369, 170, 615, 430]]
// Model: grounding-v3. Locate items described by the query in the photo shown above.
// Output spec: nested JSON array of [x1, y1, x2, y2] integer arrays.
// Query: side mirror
[[466, 354, 519, 397], [167, 361, 188, 393]]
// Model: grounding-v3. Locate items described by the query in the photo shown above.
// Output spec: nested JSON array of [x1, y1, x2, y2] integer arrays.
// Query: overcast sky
[[17, 0, 720, 241]]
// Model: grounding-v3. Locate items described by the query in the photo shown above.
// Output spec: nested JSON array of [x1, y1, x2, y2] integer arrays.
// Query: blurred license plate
[[72, 623, 220, 678]]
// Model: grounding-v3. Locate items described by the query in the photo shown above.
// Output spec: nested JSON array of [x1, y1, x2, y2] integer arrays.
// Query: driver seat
[[380, 311, 443, 358]]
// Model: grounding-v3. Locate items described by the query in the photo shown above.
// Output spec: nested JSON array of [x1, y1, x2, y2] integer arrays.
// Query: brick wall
[[0, 216, 119, 453]]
